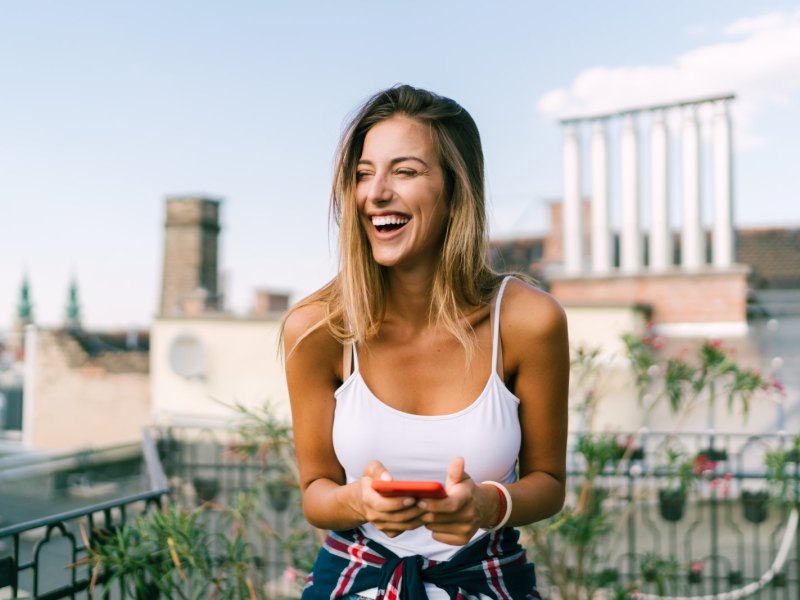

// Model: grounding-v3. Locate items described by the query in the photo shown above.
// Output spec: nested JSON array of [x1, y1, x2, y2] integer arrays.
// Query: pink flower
[[690, 560, 704, 574], [284, 566, 298, 582]]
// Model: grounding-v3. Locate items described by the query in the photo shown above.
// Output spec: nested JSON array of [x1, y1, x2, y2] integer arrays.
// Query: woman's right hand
[[358, 460, 425, 537]]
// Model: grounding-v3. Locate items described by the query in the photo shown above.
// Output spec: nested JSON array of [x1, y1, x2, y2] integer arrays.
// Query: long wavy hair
[[285, 84, 501, 358]]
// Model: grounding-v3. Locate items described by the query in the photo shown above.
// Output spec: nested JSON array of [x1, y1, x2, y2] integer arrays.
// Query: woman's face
[[355, 115, 449, 271]]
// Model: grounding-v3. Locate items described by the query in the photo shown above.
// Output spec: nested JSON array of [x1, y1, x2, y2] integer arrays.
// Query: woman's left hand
[[417, 457, 500, 546]]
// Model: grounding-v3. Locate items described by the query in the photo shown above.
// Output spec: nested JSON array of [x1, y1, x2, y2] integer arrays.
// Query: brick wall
[[551, 267, 749, 325]]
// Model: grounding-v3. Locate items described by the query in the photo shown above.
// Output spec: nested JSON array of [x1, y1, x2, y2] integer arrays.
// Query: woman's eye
[[396, 168, 417, 177], [355, 171, 371, 181]]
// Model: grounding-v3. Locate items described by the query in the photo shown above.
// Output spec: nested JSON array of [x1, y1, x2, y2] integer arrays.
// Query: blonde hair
[[285, 85, 501, 357]]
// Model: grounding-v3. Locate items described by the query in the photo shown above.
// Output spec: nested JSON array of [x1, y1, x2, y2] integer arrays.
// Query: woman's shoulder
[[499, 276, 567, 341], [283, 301, 342, 362]]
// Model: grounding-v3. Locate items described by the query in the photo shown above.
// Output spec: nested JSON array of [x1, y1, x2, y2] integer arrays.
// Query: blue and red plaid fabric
[[301, 527, 541, 599]]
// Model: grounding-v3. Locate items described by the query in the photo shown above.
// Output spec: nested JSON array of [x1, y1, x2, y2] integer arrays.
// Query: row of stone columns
[[562, 96, 734, 277]]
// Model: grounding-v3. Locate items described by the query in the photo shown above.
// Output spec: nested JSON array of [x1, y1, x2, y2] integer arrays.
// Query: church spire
[[16, 274, 34, 324], [64, 277, 82, 331]]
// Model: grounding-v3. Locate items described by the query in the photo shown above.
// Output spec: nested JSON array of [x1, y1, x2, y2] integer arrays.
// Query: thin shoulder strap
[[491, 276, 513, 378], [342, 340, 360, 378]]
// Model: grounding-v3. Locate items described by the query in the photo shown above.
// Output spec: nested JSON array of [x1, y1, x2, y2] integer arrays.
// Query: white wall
[[151, 317, 290, 426], [564, 304, 649, 355]]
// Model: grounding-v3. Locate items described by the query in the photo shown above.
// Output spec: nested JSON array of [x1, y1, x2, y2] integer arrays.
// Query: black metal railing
[[0, 428, 169, 599], [152, 424, 315, 596], [3, 427, 798, 599], [530, 429, 800, 599]]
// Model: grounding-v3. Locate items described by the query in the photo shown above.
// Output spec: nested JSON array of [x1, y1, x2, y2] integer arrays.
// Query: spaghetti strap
[[491, 276, 513, 378], [342, 342, 359, 378]]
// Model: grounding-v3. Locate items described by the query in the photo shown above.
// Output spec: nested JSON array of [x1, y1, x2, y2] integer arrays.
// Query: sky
[[2, 1, 800, 330]]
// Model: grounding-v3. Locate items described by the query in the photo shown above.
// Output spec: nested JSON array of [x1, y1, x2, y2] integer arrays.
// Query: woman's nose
[[364, 172, 393, 204]]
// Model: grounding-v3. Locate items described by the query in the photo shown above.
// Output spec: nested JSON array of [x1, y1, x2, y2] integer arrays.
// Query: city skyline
[[3, 2, 800, 329]]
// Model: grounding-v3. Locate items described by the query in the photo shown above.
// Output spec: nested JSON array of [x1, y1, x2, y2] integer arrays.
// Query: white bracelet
[[481, 480, 512, 531]]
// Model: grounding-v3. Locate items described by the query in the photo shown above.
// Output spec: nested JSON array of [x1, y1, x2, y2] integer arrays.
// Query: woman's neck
[[383, 267, 436, 326]]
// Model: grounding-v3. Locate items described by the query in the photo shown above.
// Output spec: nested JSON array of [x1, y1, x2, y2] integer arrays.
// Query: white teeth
[[371, 215, 410, 226]]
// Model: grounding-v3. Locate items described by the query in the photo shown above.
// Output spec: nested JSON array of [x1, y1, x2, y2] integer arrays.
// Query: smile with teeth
[[371, 214, 410, 232]]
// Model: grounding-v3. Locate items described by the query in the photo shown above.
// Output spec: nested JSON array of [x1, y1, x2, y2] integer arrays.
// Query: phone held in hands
[[372, 480, 447, 499]]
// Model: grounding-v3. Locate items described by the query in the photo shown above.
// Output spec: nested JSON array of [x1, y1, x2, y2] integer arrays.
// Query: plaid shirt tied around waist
[[301, 527, 541, 600]]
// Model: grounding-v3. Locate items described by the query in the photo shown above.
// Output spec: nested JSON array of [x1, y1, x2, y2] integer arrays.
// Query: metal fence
[[528, 429, 800, 599], [1, 427, 798, 599], [0, 428, 169, 599]]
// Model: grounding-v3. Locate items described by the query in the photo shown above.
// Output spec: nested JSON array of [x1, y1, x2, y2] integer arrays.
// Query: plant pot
[[727, 570, 743, 585], [658, 489, 687, 522], [742, 490, 770, 524], [698, 447, 728, 462], [688, 570, 703, 585], [597, 567, 618, 586], [266, 480, 293, 512], [612, 445, 645, 461], [192, 476, 219, 503]]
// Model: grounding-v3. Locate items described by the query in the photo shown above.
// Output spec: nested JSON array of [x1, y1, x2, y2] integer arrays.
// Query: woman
[[283, 85, 569, 599]]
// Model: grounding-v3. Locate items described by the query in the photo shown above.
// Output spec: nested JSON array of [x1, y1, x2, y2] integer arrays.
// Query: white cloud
[[538, 9, 800, 149], [722, 11, 795, 36]]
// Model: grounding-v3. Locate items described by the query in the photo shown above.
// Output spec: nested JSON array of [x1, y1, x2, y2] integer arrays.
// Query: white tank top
[[332, 276, 521, 570]]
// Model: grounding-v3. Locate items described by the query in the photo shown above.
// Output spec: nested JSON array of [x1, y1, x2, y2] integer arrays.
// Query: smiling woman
[[281, 85, 569, 599]]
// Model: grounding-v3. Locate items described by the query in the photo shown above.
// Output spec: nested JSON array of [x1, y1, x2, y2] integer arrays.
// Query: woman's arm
[[284, 304, 425, 533], [500, 278, 570, 524], [420, 279, 569, 544]]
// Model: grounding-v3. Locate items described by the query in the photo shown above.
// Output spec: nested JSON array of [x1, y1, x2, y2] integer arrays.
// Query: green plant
[[83, 403, 323, 598], [621, 332, 659, 405], [639, 552, 680, 595], [661, 447, 694, 494], [765, 435, 800, 508]]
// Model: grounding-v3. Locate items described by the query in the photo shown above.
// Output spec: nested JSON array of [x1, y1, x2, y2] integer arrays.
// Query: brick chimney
[[159, 197, 221, 316]]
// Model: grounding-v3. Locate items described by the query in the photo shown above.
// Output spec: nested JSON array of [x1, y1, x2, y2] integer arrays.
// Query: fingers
[[445, 456, 466, 489], [359, 461, 424, 536], [362, 460, 391, 482]]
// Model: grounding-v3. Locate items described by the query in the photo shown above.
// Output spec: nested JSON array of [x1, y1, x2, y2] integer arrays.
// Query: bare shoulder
[[282, 302, 342, 374], [500, 277, 568, 342], [283, 302, 328, 351]]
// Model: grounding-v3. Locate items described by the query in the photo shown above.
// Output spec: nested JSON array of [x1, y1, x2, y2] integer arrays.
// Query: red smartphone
[[372, 480, 447, 499]]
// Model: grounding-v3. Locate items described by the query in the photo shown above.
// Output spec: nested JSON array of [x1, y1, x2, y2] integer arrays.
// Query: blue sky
[[3, 1, 800, 329]]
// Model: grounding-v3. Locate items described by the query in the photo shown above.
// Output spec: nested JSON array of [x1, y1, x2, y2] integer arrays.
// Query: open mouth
[[371, 214, 410, 233]]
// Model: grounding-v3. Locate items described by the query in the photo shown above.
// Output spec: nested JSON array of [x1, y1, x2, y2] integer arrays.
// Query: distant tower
[[10, 275, 34, 360], [64, 277, 82, 331], [16, 275, 34, 326], [159, 196, 222, 316]]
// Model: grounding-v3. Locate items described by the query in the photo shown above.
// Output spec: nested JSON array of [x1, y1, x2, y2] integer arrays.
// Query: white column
[[681, 105, 704, 270], [590, 120, 612, 274], [649, 109, 671, 271], [712, 100, 734, 268], [563, 122, 583, 275], [620, 114, 641, 273]]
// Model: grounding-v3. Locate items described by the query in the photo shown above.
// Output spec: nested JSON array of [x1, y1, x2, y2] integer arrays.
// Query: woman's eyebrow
[[357, 156, 430, 167]]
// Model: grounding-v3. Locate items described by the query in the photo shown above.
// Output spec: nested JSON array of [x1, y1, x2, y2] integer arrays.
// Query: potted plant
[[741, 489, 770, 524], [639, 552, 679, 594], [192, 475, 220, 503], [765, 435, 800, 508], [658, 448, 693, 522]]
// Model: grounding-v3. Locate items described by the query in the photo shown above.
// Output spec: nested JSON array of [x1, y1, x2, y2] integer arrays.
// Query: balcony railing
[[529, 429, 800, 599], [0, 428, 169, 599], [1, 427, 798, 598]]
